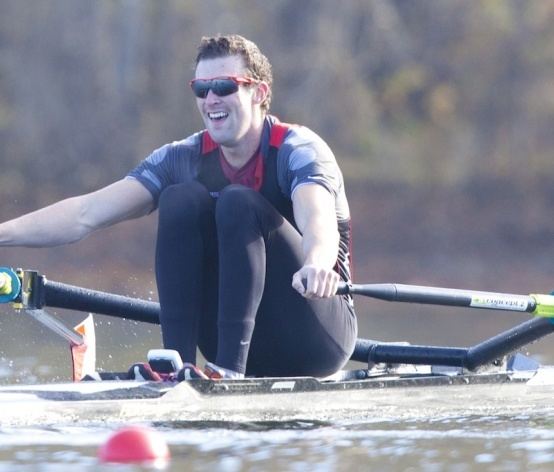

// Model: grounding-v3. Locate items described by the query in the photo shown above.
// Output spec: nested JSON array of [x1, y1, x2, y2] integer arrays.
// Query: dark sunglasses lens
[[191, 79, 239, 98], [211, 79, 239, 97], [191, 80, 211, 98]]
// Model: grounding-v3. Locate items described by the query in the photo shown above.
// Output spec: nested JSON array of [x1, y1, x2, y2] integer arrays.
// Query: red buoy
[[98, 425, 170, 464]]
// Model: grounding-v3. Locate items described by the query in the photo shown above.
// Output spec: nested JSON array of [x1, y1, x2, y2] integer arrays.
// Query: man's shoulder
[[282, 125, 325, 147], [146, 132, 204, 164], [275, 122, 335, 166], [166, 132, 204, 154], [267, 116, 325, 149]]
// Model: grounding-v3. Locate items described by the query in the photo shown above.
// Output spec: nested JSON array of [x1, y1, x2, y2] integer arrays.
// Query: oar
[[3, 267, 554, 371], [336, 282, 554, 318], [338, 282, 554, 369], [44, 279, 160, 324], [47, 276, 552, 371], [4, 267, 553, 318], [0, 267, 160, 323], [3, 267, 553, 319], [29, 276, 554, 371]]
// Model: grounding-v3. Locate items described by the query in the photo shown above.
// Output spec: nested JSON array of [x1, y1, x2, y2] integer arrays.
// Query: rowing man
[[0, 35, 357, 380]]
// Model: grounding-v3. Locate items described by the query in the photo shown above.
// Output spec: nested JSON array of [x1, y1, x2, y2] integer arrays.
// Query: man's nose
[[205, 89, 221, 103]]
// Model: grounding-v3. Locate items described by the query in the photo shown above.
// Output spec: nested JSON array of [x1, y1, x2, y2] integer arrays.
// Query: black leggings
[[155, 182, 357, 377]]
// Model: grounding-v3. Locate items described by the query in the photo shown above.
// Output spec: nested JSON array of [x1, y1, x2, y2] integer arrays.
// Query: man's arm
[[291, 183, 340, 298], [0, 178, 154, 247]]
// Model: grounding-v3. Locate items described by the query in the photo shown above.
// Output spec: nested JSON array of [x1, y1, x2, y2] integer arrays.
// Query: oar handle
[[531, 294, 554, 318], [336, 281, 350, 295]]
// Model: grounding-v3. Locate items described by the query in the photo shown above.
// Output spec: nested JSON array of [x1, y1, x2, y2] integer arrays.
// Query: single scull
[[0, 267, 553, 426]]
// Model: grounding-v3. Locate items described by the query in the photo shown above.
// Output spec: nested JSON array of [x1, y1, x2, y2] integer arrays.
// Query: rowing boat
[[0, 355, 553, 427], [0, 267, 553, 427]]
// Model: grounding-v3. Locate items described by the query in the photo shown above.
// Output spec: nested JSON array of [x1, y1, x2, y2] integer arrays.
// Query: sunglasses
[[189, 76, 257, 98]]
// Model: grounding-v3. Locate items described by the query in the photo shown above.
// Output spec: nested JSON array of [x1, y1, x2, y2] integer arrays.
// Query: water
[[2, 306, 554, 470], [1, 415, 554, 471]]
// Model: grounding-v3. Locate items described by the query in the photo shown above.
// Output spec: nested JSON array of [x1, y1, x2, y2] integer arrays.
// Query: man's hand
[[292, 264, 340, 298]]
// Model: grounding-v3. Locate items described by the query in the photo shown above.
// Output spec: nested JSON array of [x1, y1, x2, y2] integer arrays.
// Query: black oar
[[337, 281, 554, 318], [3, 268, 553, 320], [3, 268, 554, 371], [45, 279, 160, 324], [0, 267, 160, 323], [45, 280, 554, 323], [35, 277, 554, 371]]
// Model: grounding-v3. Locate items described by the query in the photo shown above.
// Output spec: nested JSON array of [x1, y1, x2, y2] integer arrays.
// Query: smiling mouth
[[208, 111, 229, 121]]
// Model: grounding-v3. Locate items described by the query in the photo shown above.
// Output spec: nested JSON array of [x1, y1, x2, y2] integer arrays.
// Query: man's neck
[[220, 116, 266, 169]]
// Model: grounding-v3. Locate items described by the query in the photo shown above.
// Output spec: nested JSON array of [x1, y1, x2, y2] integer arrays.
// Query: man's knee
[[158, 182, 212, 222], [216, 185, 259, 221], [159, 182, 209, 206], [218, 184, 257, 205]]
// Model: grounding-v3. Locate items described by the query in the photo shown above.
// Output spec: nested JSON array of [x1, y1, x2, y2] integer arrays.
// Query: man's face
[[193, 55, 259, 147]]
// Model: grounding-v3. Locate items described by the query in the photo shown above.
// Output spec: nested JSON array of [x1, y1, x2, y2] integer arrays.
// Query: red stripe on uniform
[[201, 131, 218, 154], [269, 122, 291, 148]]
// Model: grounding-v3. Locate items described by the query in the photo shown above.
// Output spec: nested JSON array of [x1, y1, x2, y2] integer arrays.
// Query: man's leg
[[155, 182, 218, 364], [214, 185, 357, 377]]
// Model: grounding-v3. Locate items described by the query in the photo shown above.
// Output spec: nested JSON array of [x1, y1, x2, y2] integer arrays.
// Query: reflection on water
[[1, 415, 554, 471]]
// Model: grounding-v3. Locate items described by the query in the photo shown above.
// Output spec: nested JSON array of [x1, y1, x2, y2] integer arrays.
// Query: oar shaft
[[43, 280, 161, 324], [338, 282, 537, 313]]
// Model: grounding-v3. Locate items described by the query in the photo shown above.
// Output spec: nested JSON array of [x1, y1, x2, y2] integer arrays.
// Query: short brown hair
[[196, 34, 273, 112]]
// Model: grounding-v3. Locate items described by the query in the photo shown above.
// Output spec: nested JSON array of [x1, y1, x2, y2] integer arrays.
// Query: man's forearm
[[0, 197, 90, 247], [301, 222, 339, 268]]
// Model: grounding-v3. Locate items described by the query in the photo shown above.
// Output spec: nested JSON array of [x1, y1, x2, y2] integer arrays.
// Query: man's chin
[[206, 128, 235, 146], [205, 123, 225, 139]]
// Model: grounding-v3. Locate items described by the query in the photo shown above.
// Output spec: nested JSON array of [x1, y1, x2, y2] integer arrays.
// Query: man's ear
[[253, 82, 270, 105]]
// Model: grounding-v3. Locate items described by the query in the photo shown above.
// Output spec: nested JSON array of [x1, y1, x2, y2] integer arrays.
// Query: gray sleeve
[[277, 126, 350, 220], [278, 126, 342, 197], [126, 144, 175, 206], [126, 134, 200, 207]]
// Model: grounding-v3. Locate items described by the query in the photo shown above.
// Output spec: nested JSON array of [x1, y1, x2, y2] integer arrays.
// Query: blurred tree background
[[0, 0, 553, 377]]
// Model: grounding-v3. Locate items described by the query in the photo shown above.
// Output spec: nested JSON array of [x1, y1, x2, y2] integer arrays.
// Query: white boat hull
[[1, 367, 553, 427]]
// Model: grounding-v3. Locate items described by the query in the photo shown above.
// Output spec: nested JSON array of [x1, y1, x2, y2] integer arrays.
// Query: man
[[0, 35, 357, 379]]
